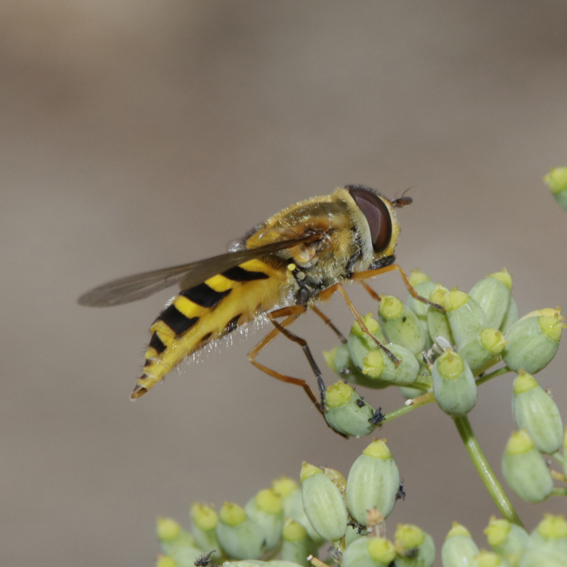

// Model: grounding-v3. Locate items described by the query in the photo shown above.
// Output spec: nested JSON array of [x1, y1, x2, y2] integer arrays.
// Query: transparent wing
[[78, 235, 316, 307]]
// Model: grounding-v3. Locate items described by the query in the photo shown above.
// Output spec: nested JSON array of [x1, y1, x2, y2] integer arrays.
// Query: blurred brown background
[[2, 1, 567, 565]]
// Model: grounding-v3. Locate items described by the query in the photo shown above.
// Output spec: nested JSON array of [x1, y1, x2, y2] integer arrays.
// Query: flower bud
[[407, 270, 436, 350], [441, 522, 479, 567], [484, 516, 529, 560], [379, 295, 426, 355], [300, 462, 348, 542], [281, 519, 317, 567], [406, 270, 436, 320], [326, 344, 389, 390], [272, 475, 299, 500], [501, 430, 553, 503], [157, 518, 202, 567], [190, 503, 224, 560], [394, 524, 435, 567], [544, 166, 567, 211], [458, 327, 507, 374], [445, 290, 486, 349], [348, 314, 387, 369], [346, 440, 400, 523], [474, 550, 507, 567], [427, 285, 454, 348], [520, 514, 567, 567], [156, 556, 177, 567], [499, 296, 519, 335], [342, 536, 397, 567], [345, 524, 366, 547], [503, 308, 565, 374], [362, 343, 420, 386], [216, 502, 266, 559], [512, 371, 564, 454], [281, 487, 325, 546], [469, 269, 512, 330], [245, 488, 284, 550], [432, 349, 477, 417], [324, 381, 377, 438]]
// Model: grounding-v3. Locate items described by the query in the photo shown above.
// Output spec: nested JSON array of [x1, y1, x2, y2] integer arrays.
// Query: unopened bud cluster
[[156, 441, 441, 567], [324, 268, 565, 439], [441, 514, 567, 567], [544, 166, 567, 211]]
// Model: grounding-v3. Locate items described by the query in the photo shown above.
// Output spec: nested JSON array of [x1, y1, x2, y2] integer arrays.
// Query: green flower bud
[[407, 270, 436, 320], [520, 514, 567, 566], [216, 502, 266, 559], [458, 327, 507, 374], [190, 504, 224, 560], [324, 382, 378, 438], [281, 487, 325, 546], [300, 462, 348, 542], [531, 514, 567, 548], [345, 523, 367, 547], [484, 516, 529, 560], [441, 522, 480, 567], [156, 556, 178, 567], [379, 295, 426, 355], [427, 285, 454, 348], [348, 314, 387, 369], [267, 562, 308, 567], [544, 167, 567, 211], [446, 290, 486, 349], [343, 536, 397, 567], [406, 271, 436, 350], [512, 371, 564, 454], [394, 524, 436, 567], [432, 349, 477, 417], [245, 488, 284, 550], [157, 518, 202, 567], [272, 476, 299, 500], [500, 297, 519, 335], [362, 343, 420, 386], [326, 344, 389, 390], [474, 550, 507, 567], [346, 439, 400, 523], [503, 308, 565, 374], [281, 519, 317, 567], [222, 562, 266, 567], [469, 269, 512, 330], [501, 430, 553, 503]]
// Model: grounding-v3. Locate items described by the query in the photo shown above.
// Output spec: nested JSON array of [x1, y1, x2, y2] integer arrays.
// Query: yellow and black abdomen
[[131, 259, 287, 399]]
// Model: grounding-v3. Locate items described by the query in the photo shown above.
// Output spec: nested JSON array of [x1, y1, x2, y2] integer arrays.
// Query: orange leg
[[311, 305, 347, 344], [247, 306, 325, 414], [353, 263, 445, 313]]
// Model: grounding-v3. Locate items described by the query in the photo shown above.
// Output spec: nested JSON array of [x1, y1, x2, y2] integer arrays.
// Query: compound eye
[[348, 187, 392, 253]]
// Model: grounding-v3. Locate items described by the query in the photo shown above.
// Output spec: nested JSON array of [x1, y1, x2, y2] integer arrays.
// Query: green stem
[[475, 366, 511, 386], [453, 415, 524, 528], [551, 488, 567, 497], [383, 392, 435, 423], [552, 451, 565, 466]]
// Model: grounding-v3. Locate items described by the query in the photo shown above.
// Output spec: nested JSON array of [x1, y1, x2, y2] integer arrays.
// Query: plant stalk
[[453, 414, 524, 528]]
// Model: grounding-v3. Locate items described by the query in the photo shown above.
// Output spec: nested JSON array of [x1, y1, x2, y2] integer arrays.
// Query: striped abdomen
[[130, 259, 287, 399]]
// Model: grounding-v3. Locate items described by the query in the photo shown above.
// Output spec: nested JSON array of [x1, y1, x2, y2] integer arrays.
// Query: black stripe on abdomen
[[180, 283, 231, 308], [224, 314, 241, 334], [159, 304, 199, 335], [222, 266, 269, 282], [149, 332, 167, 354]]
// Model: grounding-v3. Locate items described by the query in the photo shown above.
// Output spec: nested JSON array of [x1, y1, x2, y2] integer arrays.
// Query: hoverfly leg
[[332, 283, 401, 367], [247, 310, 324, 415], [361, 281, 381, 302], [311, 306, 347, 344], [352, 264, 445, 314]]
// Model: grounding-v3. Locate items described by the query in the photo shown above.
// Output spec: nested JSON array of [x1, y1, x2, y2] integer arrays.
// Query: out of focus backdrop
[[2, 1, 567, 565]]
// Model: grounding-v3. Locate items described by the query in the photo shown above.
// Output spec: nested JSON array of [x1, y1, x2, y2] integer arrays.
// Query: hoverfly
[[79, 185, 432, 411]]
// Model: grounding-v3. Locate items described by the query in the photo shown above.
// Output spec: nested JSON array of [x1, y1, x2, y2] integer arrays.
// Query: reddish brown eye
[[347, 186, 392, 253]]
